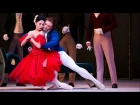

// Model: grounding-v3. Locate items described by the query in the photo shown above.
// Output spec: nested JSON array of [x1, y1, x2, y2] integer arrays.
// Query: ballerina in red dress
[[8, 15, 73, 90]]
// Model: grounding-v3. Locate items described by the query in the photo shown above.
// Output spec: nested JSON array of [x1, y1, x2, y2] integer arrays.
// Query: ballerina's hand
[[30, 38, 34, 42], [27, 31, 34, 39]]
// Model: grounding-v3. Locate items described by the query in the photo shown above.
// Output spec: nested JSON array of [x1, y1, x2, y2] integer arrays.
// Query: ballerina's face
[[35, 20, 45, 31]]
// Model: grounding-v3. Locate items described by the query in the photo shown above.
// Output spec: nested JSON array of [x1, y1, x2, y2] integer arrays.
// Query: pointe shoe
[[94, 83, 105, 90], [59, 83, 73, 90], [42, 87, 48, 90], [47, 84, 59, 90], [39, 86, 48, 90], [93, 80, 105, 90]]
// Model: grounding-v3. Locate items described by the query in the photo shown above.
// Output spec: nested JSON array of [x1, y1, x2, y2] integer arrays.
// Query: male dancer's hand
[[76, 43, 83, 49], [86, 41, 93, 51], [3, 34, 9, 41]]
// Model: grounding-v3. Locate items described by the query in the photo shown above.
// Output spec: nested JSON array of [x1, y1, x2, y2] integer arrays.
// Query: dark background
[[0, 13, 139, 79]]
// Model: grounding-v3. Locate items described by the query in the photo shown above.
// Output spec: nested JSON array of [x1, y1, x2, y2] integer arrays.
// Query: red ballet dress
[[9, 34, 62, 86]]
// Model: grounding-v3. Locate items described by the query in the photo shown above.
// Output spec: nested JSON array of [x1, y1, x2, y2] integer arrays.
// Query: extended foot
[[94, 83, 105, 90], [37, 86, 48, 90], [59, 83, 73, 90], [91, 80, 105, 90], [42, 86, 48, 90], [47, 84, 59, 90]]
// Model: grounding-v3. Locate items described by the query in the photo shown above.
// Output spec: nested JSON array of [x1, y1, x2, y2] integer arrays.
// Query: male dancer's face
[[43, 20, 53, 32]]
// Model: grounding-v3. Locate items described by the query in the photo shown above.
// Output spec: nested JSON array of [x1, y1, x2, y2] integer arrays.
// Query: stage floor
[[0, 79, 139, 92]]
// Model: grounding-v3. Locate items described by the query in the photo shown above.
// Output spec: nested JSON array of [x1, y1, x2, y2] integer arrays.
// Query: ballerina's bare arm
[[21, 31, 34, 46], [30, 31, 44, 49]]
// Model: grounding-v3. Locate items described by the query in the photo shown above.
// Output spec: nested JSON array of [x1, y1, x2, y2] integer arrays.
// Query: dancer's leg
[[51, 71, 73, 90], [93, 33, 104, 83], [59, 33, 76, 84], [101, 32, 117, 84], [58, 51, 105, 89]]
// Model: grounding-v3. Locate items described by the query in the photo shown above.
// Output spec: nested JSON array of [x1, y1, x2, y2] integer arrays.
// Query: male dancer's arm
[[41, 30, 60, 49], [24, 30, 60, 52]]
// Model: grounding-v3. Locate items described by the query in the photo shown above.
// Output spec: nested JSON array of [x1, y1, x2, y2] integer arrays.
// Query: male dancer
[[40, 17, 105, 90], [54, 13, 84, 87], [86, 13, 118, 88]]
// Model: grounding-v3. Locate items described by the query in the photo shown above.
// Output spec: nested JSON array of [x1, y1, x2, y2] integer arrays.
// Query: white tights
[[58, 51, 105, 90]]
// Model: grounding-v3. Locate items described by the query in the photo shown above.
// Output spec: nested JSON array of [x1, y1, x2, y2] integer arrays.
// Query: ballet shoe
[[93, 80, 105, 90], [42, 87, 48, 90], [38, 86, 48, 90], [94, 83, 105, 90], [59, 83, 73, 90], [47, 84, 59, 90]]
